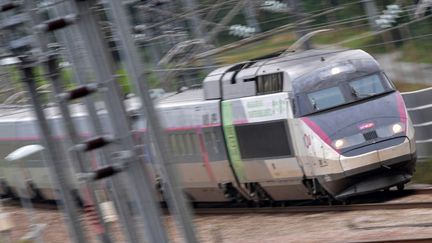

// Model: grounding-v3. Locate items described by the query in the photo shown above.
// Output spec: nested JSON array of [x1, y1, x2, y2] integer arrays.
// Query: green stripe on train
[[222, 101, 246, 181]]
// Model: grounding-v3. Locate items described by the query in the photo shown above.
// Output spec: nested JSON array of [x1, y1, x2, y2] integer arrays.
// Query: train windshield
[[307, 86, 345, 110], [348, 74, 385, 99], [297, 73, 394, 116]]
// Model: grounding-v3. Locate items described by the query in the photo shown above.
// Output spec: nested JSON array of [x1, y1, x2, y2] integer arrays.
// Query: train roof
[[263, 49, 376, 81], [0, 89, 205, 122], [0, 106, 34, 121], [203, 48, 378, 100], [0, 103, 105, 122], [0, 50, 379, 121], [156, 88, 204, 105]]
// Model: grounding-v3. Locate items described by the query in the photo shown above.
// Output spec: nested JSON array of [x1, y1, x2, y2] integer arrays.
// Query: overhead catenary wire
[[1, 1, 429, 100], [141, 0, 415, 34], [131, 0, 417, 48], [336, 11, 432, 46], [136, 0, 370, 32], [134, 0, 240, 31], [132, 8, 411, 48], [132, 0, 371, 39], [1, 28, 432, 116], [2, 7, 428, 75], [144, 30, 432, 73], [105, 0, 415, 58]]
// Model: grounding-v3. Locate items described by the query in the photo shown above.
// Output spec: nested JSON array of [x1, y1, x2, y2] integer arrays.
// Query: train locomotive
[[0, 48, 416, 204]]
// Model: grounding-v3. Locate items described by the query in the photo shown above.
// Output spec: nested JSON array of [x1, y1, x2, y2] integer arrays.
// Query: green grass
[[394, 82, 432, 92], [412, 159, 432, 184], [116, 66, 162, 94], [116, 68, 131, 94], [216, 28, 388, 65], [312, 28, 367, 45], [400, 40, 432, 64], [312, 28, 387, 54], [216, 32, 296, 64]]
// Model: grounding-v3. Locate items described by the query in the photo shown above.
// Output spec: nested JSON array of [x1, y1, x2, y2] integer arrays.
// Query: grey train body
[[0, 49, 416, 203]]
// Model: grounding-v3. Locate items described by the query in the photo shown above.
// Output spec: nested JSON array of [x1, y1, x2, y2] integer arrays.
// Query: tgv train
[[0, 48, 416, 204]]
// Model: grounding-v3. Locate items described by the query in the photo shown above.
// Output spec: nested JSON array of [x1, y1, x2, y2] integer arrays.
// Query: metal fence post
[[48, 2, 141, 242], [68, 0, 169, 242], [103, 1, 198, 242], [18, 55, 87, 243]]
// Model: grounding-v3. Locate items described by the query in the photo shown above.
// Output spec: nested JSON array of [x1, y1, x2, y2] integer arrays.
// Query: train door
[[221, 93, 312, 201], [160, 102, 238, 202]]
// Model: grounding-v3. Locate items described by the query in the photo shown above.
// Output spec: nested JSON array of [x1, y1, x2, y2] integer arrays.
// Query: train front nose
[[329, 111, 417, 198], [336, 119, 415, 167], [309, 93, 417, 199], [336, 136, 416, 199]]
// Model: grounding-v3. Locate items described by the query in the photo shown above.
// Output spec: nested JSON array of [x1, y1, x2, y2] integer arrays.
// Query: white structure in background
[[5, 144, 46, 243], [229, 24, 256, 38], [5, 145, 45, 161], [415, 0, 432, 18], [260, 0, 290, 13], [375, 4, 403, 29]]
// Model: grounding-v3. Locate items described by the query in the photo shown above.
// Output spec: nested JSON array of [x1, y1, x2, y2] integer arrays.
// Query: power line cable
[[146, 28, 432, 73]]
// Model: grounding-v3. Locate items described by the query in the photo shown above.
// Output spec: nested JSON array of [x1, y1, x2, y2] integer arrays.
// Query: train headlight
[[376, 122, 406, 137], [330, 67, 341, 75], [334, 139, 345, 149], [392, 123, 403, 134], [331, 134, 364, 150]]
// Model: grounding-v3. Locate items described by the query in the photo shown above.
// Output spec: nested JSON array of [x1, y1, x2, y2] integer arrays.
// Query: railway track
[[3, 188, 432, 243], [193, 200, 432, 214], [193, 187, 432, 214], [357, 238, 432, 243], [3, 187, 432, 214]]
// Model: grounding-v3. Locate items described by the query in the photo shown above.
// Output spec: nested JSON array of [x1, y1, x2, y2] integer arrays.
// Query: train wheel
[[0, 180, 14, 199], [342, 198, 352, 205], [327, 197, 336, 206], [27, 181, 44, 202]]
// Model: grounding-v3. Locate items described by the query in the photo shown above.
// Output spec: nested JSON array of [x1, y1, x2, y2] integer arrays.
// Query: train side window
[[204, 131, 213, 152], [210, 131, 219, 153], [169, 134, 179, 155], [186, 133, 198, 155], [235, 120, 292, 159], [205, 131, 219, 154], [177, 134, 186, 155], [184, 133, 191, 155], [189, 133, 199, 154]]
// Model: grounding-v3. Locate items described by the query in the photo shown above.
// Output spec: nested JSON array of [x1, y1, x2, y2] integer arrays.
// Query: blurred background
[[0, 0, 432, 242], [1, 0, 431, 178]]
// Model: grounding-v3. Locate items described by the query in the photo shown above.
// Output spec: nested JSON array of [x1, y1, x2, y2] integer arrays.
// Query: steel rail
[[356, 238, 432, 243], [193, 201, 432, 214], [4, 188, 432, 212]]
